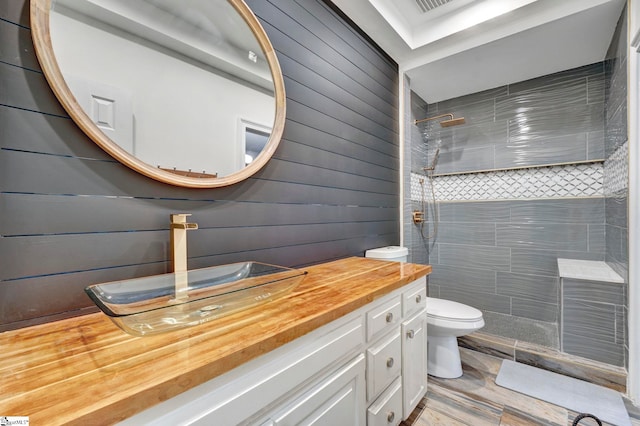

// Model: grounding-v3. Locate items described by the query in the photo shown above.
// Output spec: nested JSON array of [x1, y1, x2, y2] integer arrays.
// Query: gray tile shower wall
[[603, 4, 629, 368], [404, 47, 628, 366], [605, 6, 628, 159], [0, 0, 400, 330], [427, 198, 606, 332], [562, 277, 626, 366], [414, 63, 605, 176], [604, 6, 629, 281]]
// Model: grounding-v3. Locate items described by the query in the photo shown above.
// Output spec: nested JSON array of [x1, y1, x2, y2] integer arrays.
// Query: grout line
[[430, 159, 604, 177]]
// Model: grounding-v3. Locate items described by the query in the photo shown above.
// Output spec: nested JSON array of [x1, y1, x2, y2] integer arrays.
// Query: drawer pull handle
[[385, 312, 394, 323], [415, 294, 422, 303], [387, 411, 395, 423], [407, 329, 415, 339], [386, 357, 394, 368]]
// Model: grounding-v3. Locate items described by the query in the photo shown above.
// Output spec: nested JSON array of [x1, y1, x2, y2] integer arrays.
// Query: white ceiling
[[53, 0, 273, 92], [329, 0, 626, 103]]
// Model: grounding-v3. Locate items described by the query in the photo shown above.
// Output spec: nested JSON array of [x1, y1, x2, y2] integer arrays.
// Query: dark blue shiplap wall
[[0, 0, 399, 330]]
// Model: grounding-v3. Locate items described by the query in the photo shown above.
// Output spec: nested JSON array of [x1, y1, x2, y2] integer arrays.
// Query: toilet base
[[427, 335, 463, 378]]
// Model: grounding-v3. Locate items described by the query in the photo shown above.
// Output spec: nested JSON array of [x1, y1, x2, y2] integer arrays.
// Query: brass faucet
[[170, 214, 198, 302], [170, 213, 198, 273]]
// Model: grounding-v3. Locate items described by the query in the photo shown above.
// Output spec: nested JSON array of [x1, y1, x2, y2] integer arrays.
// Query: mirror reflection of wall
[[49, 0, 275, 178], [244, 127, 270, 167], [237, 118, 271, 170]]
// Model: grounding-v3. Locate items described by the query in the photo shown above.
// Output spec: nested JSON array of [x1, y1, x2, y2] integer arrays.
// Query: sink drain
[[197, 305, 223, 315]]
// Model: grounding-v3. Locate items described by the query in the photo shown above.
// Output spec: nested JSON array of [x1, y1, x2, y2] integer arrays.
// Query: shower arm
[[414, 112, 465, 127], [414, 113, 454, 125]]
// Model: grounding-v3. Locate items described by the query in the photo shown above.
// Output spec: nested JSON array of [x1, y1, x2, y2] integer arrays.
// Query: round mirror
[[31, 0, 286, 188]]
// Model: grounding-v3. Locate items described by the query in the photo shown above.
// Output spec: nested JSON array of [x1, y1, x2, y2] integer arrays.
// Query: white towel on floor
[[496, 359, 631, 426]]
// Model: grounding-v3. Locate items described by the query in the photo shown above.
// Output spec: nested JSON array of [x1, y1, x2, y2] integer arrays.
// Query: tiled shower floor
[[402, 348, 640, 426]]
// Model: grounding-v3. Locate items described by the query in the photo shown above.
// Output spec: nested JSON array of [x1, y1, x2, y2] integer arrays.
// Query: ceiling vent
[[415, 0, 454, 13]]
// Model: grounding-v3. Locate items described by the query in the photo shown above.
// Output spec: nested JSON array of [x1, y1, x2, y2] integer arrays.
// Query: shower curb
[[459, 331, 626, 393]]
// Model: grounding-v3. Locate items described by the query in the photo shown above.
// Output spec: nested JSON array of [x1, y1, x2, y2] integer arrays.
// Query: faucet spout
[[171, 222, 198, 230]]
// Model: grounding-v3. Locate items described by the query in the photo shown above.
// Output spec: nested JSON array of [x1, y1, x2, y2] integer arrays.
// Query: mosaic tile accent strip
[[604, 140, 628, 195], [410, 163, 603, 201]]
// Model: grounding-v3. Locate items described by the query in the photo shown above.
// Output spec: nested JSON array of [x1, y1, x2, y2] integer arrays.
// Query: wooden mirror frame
[[30, 0, 286, 188]]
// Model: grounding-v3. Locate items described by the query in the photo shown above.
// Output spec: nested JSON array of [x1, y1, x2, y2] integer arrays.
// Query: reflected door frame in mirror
[[30, 0, 286, 188]]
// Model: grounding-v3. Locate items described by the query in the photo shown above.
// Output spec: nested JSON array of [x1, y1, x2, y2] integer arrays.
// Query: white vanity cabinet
[[120, 277, 427, 426], [364, 278, 427, 425]]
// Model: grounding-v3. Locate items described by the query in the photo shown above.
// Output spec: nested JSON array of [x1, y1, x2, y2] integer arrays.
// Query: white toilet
[[364, 245, 408, 262], [364, 246, 485, 379], [426, 297, 484, 378]]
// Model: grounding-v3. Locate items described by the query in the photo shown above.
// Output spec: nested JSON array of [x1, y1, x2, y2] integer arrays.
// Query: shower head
[[414, 113, 465, 127], [424, 147, 440, 172], [439, 116, 465, 127]]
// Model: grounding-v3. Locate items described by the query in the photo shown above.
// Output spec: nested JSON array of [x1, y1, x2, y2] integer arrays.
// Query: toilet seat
[[427, 297, 483, 322]]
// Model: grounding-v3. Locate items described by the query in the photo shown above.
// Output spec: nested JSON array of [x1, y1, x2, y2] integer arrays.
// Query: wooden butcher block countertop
[[0, 257, 431, 425]]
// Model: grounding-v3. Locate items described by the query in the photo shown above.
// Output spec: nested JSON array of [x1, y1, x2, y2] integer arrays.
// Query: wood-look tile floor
[[402, 348, 640, 426]]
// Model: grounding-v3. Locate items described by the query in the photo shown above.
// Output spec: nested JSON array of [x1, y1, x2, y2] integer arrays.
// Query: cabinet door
[[401, 310, 427, 419], [270, 354, 366, 426]]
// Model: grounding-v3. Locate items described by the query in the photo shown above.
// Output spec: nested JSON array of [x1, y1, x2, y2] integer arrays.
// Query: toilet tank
[[365, 246, 408, 262]]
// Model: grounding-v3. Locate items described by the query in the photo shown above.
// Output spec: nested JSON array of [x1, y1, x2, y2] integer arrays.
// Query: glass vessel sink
[[85, 262, 307, 336]]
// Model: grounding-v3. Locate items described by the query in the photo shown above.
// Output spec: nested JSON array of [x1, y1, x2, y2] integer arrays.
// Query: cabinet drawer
[[367, 296, 401, 342], [402, 278, 426, 318], [367, 377, 402, 426], [366, 330, 401, 402]]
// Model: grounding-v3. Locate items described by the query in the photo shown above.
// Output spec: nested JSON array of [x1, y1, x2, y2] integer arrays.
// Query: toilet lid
[[427, 297, 483, 321]]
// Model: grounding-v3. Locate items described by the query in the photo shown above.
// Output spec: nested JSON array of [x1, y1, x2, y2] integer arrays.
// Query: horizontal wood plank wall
[[0, 0, 399, 330]]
